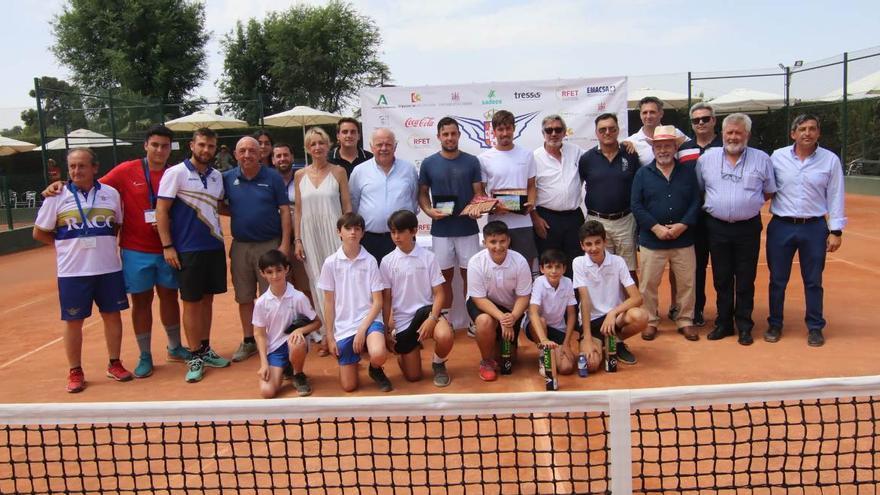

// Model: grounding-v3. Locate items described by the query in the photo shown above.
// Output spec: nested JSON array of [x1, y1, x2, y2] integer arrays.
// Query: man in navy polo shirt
[[223, 136, 291, 362]]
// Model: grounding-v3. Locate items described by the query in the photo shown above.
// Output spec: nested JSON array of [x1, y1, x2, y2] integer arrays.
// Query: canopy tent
[[818, 70, 880, 101], [263, 106, 343, 164], [34, 128, 131, 150], [0, 136, 36, 156], [164, 110, 249, 131], [708, 88, 785, 114], [627, 88, 692, 110]]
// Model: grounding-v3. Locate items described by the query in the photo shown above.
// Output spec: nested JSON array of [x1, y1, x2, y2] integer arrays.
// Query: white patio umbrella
[[818, 70, 880, 101], [35, 128, 131, 150], [0, 136, 36, 156], [628, 88, 692, 110], [263, 106, 343, 164], [164, 110, 249, 131], [709, 88, 785, 114]]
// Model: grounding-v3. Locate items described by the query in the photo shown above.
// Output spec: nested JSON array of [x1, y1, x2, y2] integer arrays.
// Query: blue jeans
[[766, 216, 827, 331]]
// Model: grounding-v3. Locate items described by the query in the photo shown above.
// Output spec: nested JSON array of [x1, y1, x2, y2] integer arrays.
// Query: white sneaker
[[467, 323, 477, 338]]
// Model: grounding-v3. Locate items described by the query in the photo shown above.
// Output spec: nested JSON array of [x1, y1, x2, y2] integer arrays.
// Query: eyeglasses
[[596, 126, 618, 134], [691, 116, 713, 125], [543, 127, 565, 135], [720, 165, 744, 183]]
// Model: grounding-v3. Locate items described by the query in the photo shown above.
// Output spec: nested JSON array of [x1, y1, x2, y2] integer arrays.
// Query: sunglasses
[[597, 126, 618, 135], [543, 127, 565, 135], [691, 116, 713, 125]]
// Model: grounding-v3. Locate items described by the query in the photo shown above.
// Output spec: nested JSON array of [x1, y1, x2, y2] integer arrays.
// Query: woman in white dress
[[294, 127, 352, 355]]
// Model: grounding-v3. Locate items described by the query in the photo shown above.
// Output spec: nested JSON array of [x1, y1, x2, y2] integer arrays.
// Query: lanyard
[[69, 181, 98, 235], [142, 158, 157, 208]]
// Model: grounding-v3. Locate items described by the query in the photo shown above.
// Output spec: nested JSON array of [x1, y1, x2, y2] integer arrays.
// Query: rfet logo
[[452, 111, 541, 149], [410, 92, 422, 103], [408, 134, 432, 149], [557, 88, 580, 100], [404, 117, 435, 128]]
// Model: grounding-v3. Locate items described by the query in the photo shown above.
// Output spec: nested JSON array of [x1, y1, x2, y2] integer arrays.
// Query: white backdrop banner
[[359, 77, 628, 233]]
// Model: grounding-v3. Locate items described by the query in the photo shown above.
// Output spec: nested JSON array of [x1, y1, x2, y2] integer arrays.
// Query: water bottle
[[605, 334, 618, 373], [577, 353, 588, 378], [500, 339, 513, 375]]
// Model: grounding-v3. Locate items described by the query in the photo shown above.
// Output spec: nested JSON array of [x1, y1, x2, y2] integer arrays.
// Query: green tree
[[219, 1, 390, 121], [51, 0, 208, 109]]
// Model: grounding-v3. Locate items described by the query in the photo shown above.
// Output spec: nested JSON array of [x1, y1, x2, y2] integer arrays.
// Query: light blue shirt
[[770, 145, 847, 231], [696, 147, 777, 223], [349, 157, 419, 233]]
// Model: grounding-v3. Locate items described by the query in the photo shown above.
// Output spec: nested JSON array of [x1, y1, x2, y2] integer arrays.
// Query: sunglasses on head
[[543, 127, 565, 135], [691, 116, 713, 125]]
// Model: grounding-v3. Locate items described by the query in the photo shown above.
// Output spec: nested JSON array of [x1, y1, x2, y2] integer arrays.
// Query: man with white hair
[[696, 113, 776, 345], [349, 128, 419, 262], [630, 125, 701, 341], [222, 136, 291, 362]]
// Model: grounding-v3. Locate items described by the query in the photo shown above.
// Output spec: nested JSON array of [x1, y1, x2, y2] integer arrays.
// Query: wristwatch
[[829, 230, 842, 237]]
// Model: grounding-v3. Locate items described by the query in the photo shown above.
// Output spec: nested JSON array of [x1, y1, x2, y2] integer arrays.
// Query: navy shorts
[[394, 305, 433, 355], [336, 321, 384, 366], [590, 314, 616, 339], [524, 323, 567, 345], [58, 271, 129, 321], [267, 342, 291, 368], [466, 298, 523, 341]]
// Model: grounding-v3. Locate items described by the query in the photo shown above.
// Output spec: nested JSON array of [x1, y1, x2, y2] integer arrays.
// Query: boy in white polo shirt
[[317, 212, 392, 392], [466, 220, 533, 381], [252, 249, 321, 398], [573, 221, 649, 367], [524, 249, 578, 375], [33, 148, 132, 393], [381, 210, 454, 387]]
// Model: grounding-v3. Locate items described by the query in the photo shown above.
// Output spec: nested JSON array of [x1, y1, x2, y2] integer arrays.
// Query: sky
[[1, 0, 877, 130]]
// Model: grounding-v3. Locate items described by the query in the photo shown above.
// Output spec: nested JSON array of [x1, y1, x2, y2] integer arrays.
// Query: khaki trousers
[[639, 245, 696, 328]]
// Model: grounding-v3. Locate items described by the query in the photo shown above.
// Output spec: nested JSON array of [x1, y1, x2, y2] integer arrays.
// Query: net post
[[608, 390, 633, 495]]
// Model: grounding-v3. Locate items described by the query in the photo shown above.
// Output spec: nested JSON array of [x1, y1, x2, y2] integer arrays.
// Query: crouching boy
[[381, 210, 454, 387], [252, 249, 321, 398], [318, 213, 392, 392], [524, 249, 578, 375]]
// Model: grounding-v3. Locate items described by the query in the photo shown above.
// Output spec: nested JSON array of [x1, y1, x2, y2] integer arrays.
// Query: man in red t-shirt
[[44, 124, 190, 378]]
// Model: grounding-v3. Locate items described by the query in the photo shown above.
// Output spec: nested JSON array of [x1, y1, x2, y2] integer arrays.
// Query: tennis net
[[0, 375, 878, 494]]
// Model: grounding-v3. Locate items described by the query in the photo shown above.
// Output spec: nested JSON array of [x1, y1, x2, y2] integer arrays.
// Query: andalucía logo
[[377, 94, 389, 105], [452, 111, 540, 149], [481, 89, 502, 105]]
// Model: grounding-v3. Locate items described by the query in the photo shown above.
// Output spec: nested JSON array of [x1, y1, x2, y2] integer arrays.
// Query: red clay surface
[[0, 195, 878, 404]]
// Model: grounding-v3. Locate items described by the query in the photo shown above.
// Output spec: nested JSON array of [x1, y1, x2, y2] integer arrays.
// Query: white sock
[[432, 353, 446, 364]]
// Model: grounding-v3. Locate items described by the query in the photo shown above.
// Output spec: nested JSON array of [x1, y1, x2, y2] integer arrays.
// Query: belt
[[536, 206, 582, 216], [773, 215, 822, 225], [708, 214, 760, 225], [588, 209, 631, 220]]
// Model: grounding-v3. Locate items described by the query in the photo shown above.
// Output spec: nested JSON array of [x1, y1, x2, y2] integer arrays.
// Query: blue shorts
[[121, 249, 179, 293], [267, 342, 291, 368], [58, 271, 129, 321], [336, 322, 384, 366]]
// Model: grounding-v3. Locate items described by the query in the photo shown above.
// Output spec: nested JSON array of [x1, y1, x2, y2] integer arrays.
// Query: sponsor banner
[[360, 77, 628, 232]]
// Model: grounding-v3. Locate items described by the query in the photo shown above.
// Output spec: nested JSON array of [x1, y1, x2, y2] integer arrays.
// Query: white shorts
[[432, 234, 481, 270]]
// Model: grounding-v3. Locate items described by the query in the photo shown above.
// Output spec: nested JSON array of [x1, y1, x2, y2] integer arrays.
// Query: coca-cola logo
[[404, 117, 435, 128]]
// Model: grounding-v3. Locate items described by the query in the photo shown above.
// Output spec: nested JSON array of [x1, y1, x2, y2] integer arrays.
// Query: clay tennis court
[[1, 195, 878, 494]]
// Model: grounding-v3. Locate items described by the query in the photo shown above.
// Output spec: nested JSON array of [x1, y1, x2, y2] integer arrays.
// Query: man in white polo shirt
[[625, 96, 689, 166], [479, 110, 538, 267], [33, 148, 132, 393]]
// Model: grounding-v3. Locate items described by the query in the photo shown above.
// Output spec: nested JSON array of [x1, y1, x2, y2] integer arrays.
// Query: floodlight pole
[[687, 72, 692, 111], [108, 88, 119, 167], [841, 52, 849, 165], [783, 65, 791, 137], [34, 78, 50, 186]]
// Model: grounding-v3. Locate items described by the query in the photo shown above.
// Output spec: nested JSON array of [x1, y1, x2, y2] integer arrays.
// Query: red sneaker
[[106, 360, 133, 382], [67, 367, 85, 393], [479, 359, 498, 382]]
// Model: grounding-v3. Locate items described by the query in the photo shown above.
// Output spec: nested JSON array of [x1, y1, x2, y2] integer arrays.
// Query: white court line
[[828, 257, 880, 276], [0, 319, 99, 370], [1, 294, 52, 315]]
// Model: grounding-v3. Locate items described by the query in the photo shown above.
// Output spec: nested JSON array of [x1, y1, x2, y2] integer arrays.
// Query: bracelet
[[162, 244, 174, 249], [428, 314, 440, 322], [294, 238, 303, 243]]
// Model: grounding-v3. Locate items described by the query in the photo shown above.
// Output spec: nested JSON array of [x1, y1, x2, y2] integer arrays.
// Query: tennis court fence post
[[608, 389, 634, 494]]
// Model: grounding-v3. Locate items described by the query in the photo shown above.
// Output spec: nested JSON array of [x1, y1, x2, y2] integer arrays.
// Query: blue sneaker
[[167, 345, 193, 363], [185, 357, 204, 383], [133, 352, 153, 378], [201, 348, 231, 368]]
